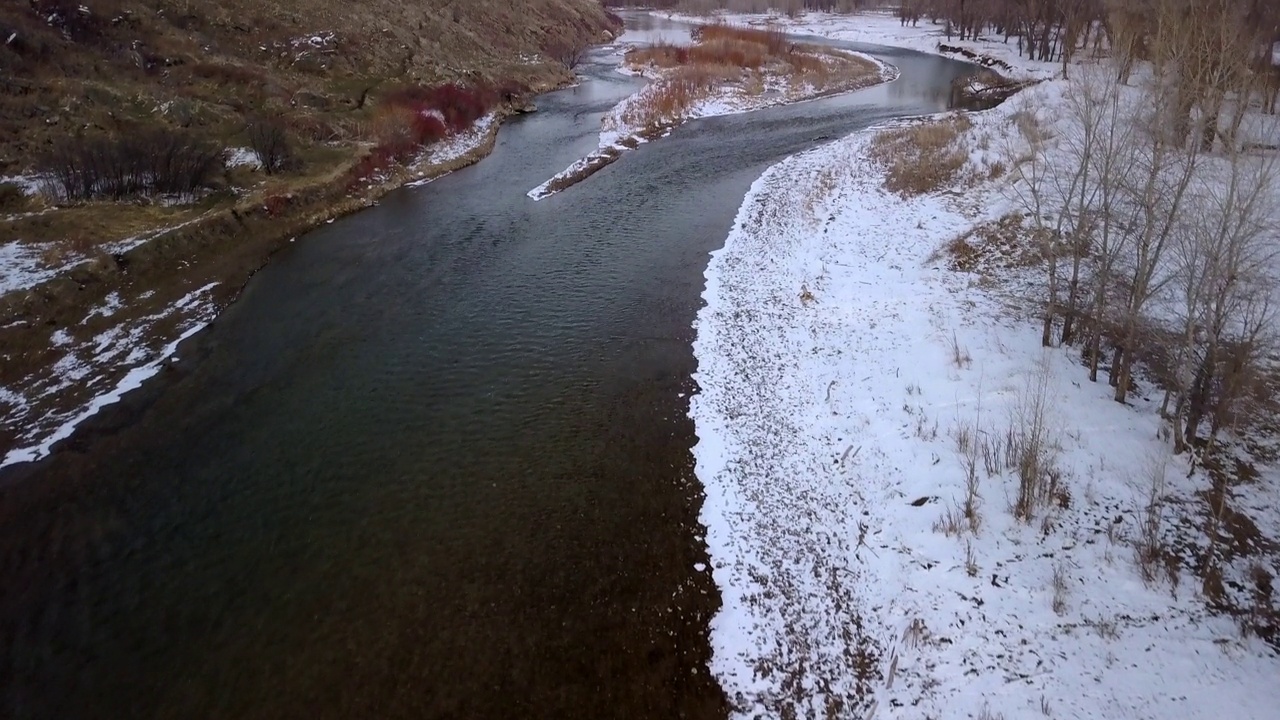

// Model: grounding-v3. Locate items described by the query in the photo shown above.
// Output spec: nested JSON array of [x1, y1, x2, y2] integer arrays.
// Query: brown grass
[[933, 213, 1040, 272], [620, 22, 878, 135], [620, 67, 720, 130], [869, 115, 974, 196]]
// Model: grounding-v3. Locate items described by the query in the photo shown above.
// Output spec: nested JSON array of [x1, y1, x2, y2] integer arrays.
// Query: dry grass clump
[[932, 213, 1040, 272], [693, 23, 789, 53], [620, 67, 720, 131], [869, 115, 973, 196], [626, 23, 785, 70]]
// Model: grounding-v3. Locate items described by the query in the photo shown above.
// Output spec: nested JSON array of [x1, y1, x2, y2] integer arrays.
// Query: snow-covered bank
[[692, 109, 1280, 718], [528, 34, 897, 200], [408, 113, 499, 187], [690, 12, 1280, 715], [1, 283, 220, 469]]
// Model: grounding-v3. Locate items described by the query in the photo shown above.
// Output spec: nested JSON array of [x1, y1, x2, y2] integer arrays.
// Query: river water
[[0, 14, 975, 719]]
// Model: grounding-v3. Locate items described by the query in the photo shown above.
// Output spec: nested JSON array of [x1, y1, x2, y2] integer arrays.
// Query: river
[[0, 13, 975, 719]]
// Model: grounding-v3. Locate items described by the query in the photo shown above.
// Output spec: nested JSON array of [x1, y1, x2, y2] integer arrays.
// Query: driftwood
[[937, 44, 1014, 73], [949, 72, 1037, 110]]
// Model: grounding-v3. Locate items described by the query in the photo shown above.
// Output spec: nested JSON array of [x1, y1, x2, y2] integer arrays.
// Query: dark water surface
[[0, 14, 974, 719]]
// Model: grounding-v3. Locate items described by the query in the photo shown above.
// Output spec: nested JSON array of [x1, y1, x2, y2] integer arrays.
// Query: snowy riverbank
[[690, 10, 1280, 720]]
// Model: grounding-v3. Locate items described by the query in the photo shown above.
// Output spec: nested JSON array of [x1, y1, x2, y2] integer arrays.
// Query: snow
[[106, 213, 212, 255], [0, 174, 45, 195], [1, 322, 210, 468], [224, 147, 262, 169], [1, 283, 219, 469], [406, 113, 498, 188], [692, 111, 1279, 719], [426, 113, 497, 166], [0, 242, 63, 295], [688, 10, 1279, 720]]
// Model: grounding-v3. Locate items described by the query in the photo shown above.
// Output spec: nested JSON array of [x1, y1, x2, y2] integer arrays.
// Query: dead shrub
[[621, 67, 719, 130], [1009, 356, 1061, 523], [965, 541, 979, 576], [1134, 453, 1171, 586], [869, 115, 973, 196], [691, 23, 788, 55], [0, 182, 27, 212], [247, 116, 298, 175], [626, 40, 690, 68], [691, 38, 767, 69], [38, 127, 224, 202], [545, 38, 588, 69], [1051, 562, 1069, 614], [950, 331, 972, 369]]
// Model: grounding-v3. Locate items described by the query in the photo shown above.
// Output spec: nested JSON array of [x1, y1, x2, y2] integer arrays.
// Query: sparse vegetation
[[868, 115, 973, 196], [247, 117, 297, 175], [0, 183, 27, 212], [616, 22, 879, 134], [1051, 562, 1069, 615], [1009, 356, 1061, 523]]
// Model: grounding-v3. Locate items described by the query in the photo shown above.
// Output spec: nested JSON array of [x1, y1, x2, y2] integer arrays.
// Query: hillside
[[0, 0, 620, 461], [0, 0, 618, 171]]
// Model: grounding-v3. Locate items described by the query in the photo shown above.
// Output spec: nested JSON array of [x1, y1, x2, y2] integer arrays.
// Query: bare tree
[[547, 39, 589, 70], [247, 116, 296, 175], [1171, 144, 1280, 454]]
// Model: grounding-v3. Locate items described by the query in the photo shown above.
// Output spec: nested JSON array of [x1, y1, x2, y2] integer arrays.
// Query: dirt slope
[[0, 0, 618, 170]]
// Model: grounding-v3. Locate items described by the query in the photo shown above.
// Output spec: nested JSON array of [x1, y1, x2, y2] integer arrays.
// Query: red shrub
[[263, 194, 290, 217], [380, 83, 492, 134], [426, 84, 491, 132], [410, 113, 448, 145], [349, 82, 494, 192]]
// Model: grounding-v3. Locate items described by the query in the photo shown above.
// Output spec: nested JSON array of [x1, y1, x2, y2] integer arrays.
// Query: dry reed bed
[[618, 23, 881, 134], [868, 115, 975, 196]]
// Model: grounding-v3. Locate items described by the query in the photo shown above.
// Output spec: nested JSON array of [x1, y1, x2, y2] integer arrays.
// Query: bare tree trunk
[[1062, 251, 1084, 345]]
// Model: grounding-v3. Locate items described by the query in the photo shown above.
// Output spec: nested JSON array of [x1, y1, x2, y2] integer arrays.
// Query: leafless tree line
[[1011, 0, 1280, 464], [628, 0, 1280, 109], [40, 128, 225, 202]]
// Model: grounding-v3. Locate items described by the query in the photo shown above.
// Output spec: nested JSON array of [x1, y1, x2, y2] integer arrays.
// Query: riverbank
[[690, 9, 1280, 720], [0, 91, 540, 467], [528, 23, 896, 200]]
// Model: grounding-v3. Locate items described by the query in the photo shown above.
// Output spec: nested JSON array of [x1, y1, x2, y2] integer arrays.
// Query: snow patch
[[1, 282, 220, 470], [225, 147, 262, 169]]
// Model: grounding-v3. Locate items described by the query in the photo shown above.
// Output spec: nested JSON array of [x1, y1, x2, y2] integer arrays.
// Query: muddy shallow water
[[0, 14, 976, 719]]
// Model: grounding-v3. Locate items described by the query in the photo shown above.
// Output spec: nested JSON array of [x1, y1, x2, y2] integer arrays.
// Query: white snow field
[[689, 10, 1280, 720]]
